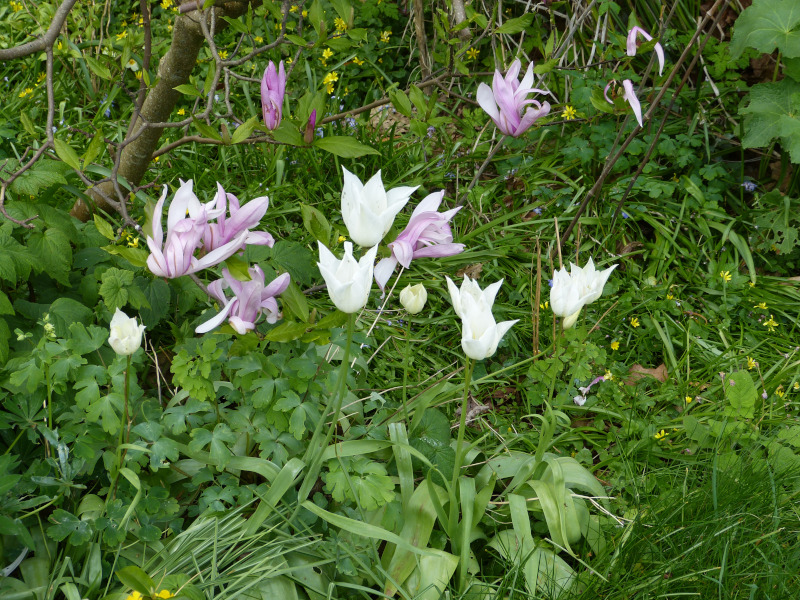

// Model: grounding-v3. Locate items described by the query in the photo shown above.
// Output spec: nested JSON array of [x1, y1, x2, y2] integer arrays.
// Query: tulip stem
[[402, 316, 412, 426], [451, 357, 474, 491], [458, 135, 507, 206], [294, 313, 355, 515]]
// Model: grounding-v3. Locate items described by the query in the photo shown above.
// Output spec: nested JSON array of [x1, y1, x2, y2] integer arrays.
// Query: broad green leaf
[[730, 0, 800, 59], [270, 119, 305, 146], [723, 370, 758, 419], [86, 392, 123, 434], [116, 566, 155, 596], [404, 549, 459, 600], [103, 244, 150, 267], [174, 84, 201, 97], [136, 276, 170, 328], [388, 88, 413, 118], [83, 130, 105, 166], [231, 115, 260, 144], [85, 56, 112, 80], [0, 227, 33, 285], [300, 202, 332, 245], [54, 138, 82, 171], [94, 214, 115, 240], [48, 297, 93, 338], [495, 14, 533, 35], [739, 79, 800, 163], [324, 457, 395, 511], [193, 119, 222, 141], [9, 159, 70, 197], [99, 267, 134, 310], [28, 228, 72, 285], [0, 290, 13, 315], [48, 509, 94, 545], [313, 136, 380, 158]]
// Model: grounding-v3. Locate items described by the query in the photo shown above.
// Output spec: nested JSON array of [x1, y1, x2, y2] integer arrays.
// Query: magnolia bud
[[400, 284, 427, 314], [108, 308, 145, 356], [304, 109, 317, 144]]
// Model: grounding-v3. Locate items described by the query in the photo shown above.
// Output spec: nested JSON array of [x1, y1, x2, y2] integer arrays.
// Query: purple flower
[[261, 61, 286, 130], [203, 183, 274, 253], [196, 266, 290, 334], [476, 59, 551, 137], [373, 191, 465, 289], [622, 79, 643, 128], [741, 181, 757, 192], [146, 181, 246, 278], [304, 109, 317, 144], [627, 26, 665, 76]]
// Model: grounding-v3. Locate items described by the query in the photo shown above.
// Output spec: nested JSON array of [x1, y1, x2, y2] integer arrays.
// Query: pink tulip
[[374, 191, 464, 290], [196, 266, 290, 334], [146, 181, 246, 279], [476, 59, 551, 137], [626, 26, 665, 76], [261, 61, 286, 130], [203, 183, 274, 253]]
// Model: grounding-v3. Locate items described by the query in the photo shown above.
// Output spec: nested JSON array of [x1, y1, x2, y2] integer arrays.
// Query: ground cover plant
[[1, 0, 800, 598]]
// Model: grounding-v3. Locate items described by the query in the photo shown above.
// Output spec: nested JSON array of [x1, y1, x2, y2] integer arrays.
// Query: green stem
[[295, 314, 355, 512], [402, 317, 411, 426], [451, 357, 474, 491], [3, 428, 25, 455]]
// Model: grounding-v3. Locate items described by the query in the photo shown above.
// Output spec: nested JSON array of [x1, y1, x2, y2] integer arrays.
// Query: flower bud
[[399, 284, 427, 314], [108, 308, 145, 356], [303, 109, 317, 144]]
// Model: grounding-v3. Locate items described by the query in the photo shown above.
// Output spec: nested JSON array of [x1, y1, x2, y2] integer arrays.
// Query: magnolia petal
[[374, 256, 398, 291], [622, 79, 643, 128], [654, 42, 665, 76], [476, 82, 501, 122], [190, 232, 248, 274], [411, 190, 445, 219], [196, 299, 237, 333], [412, 242, 464, 260], [263, 272, 291, 298]]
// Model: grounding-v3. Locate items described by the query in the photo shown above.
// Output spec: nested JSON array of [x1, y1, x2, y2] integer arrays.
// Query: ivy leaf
[[730, 0, 800, 59], [324, 457, 396, 511], [99, 267, 134, 310], [739, 79, 800, 163], [48, 509, 94, 545]]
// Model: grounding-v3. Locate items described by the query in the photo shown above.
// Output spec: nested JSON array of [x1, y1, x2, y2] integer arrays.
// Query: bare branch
[[0, 0, 78, 60]]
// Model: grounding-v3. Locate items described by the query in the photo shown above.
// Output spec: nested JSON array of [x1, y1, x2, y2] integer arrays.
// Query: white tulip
[[108, 308, 145, 356], [317, 241, 378, 313], [340, 167, 418, 247], [446, 276, 518, 361], [399, 283, 427, 314], [550, 258, 617, 327]]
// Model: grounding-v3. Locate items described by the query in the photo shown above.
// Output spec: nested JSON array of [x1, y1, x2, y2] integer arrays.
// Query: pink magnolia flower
[[261, 61, 286, 130], [203, 183, 274, 253], [476, 59, 551, 137], [146, 181, 246, 279], [626, 26, 665, 76], [196, 266, 291, 334], [374, 191, 464, 290]]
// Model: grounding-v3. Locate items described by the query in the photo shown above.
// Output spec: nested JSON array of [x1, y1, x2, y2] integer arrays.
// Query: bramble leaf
[[730, 0, 800, 59]]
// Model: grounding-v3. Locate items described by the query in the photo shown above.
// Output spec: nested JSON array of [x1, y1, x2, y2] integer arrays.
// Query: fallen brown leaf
[[625, 363, 668, 385]]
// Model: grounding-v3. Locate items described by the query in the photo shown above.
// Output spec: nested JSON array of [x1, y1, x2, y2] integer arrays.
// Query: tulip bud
[[399, 284, 427, 314], [303, 109, 317, 144], [562, 309, 581, 330], [108, 308, 145, 356]]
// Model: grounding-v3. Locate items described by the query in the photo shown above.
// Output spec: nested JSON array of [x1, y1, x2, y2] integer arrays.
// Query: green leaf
[[189, 424, 237, 471], [281, 280, 310, 322], [86, 392, 123, 434], [193, 119, 223, 141], [231, 115, 260, 144], [723, 371, 758, 419], [495, 14, 533, 34], [270, 119, 305, 146], [49, 297, 93, 338], [285, 34, 308, 46], [99, 267, 134, 310], [313, 136, 380, 158], [389, 88, 413, 118], [730, 0, 800, 59], [94, 214, 115, 240], [85, 56, 112, 80], [264, 320, 309, 342], [267, 240, 318, 285], [0, 290, 13, 316], [48, 509, 94, 545], [739, 79, 800, 163], [83, 129, 105, 166], [174, 83, 201, 97], [149, 438, 179, 470], [54, 138, 82, 171], [116, 565, 155, 596], [300, 202, 332, 244], [103, 245, 150, 267], [136, 277, 170, 328], [9, 159, 70, 197], [0, 226, 33, 285], [325, 457, 395, 511], [28, 228, 72, 285]]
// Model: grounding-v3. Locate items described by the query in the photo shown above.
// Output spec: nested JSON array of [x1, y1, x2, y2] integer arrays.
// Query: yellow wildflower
[[325, 83, 334, 94], [134, 71, 143, 80], [128, 237, 139, 248], [561, 105, 577, 120], [793, 382, 799, 391], [655, 430, 667, 440], [218, 50, 228, 60], [161, 0, 173, 8], [749, 281, 755, 287], [776, 386, 785, 398], [155, 592, 174, 599], [37, 72, 46, 83], [322, 71, 339, 85], [685, 396, 693, 404], [338, 235, 347, 243], [763, 315, 778, 333], [18, 89, 29, 98], [720, 270, 732, 282], [254, 36, 263, 43], [11, 0, 22, 11], [746, 356, 756, 370], [539, 301, 549, 310], [753, 302, 767, 310], [352, 56, 364, 66], [322, 48, 333, 60], [630, 317, 640, 328], [177, 108, 185, 116], [380, 30, 391, 43], [116, 30, 128, 40], [334, 17, 347, 32], [466, 47, 479, 60], [610, 341, 620, 351], [125, 592, 142, 600], [604, 371, 613, 381], [289, 4, 298, 12], [302, 9, 307, 17]]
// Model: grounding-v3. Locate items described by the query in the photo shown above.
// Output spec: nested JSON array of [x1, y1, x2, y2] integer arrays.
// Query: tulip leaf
[[313, 136, 380, 158], [730, 0, 800, 59]]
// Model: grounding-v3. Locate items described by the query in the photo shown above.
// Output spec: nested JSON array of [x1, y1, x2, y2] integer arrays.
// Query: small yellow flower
[[116, 30, 128, 40], [322, 48, 333, 60], [749, 281, 756, 287], [353, 56, 364, 66], [302, 9, 308, 17], [666, 293, 674, 300], [720, 270, 732, 282], [776, 386, 785, 398], [753, 302, 767, 310], [561, 105, 577, 120], [747, 356, 757, 370], [155, 592, 174, 599], [57, 41, 63, 50], [685, 396, 693, 404], [630, 317, 640, 328], [127, 237, 139, 248], [323, 71, 339, 85], [11, 0, 23, 12], [254, 35, 263, 43], [655, 429, 667, 440], [334, 17, 347, 32], [380, 30, 391, 43], [18, 89, 28, 98], [793, 382, 799, 391], [338, 235, 347, 243], [604, 371, 613, 381], [37, 72, 46, 83], [125, 592, 142, 600], [134, 71, 143, 80], [539, 301, 549, 310], [325, 83, 334, 94], [218, 50, 228, 60], [289, 4, 298, 12], [160, 0, 173, 9], [466, 47, 479, 60], [177, 108, 185, 116], [610, 341, 620, 351], [763, 315, 779, 333]]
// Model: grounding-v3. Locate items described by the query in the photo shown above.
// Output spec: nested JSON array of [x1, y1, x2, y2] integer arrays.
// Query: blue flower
[[741, 181, 757, 192]]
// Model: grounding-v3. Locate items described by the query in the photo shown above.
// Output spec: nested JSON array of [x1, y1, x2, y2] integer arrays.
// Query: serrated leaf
[[313, 136, 380, 158], [325, 457, 395, 511], [54, 138, 82, 171], [189, 424, 237, 471], [136, 277, 170, 328], [28, 228, 72, 285], [149, 438, 179, 470], [0, 228, 33, 285], [67, 323, 107, 355], [740, 79, 800, 163], [730, 0, 800, 59], [99, 267, 134, 310], [9, 160, 69, 196]]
